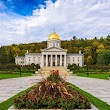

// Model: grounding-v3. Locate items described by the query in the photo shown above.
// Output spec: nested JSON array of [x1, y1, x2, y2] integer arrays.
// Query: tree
[[84, 46, 91, 56], [6, 48, 15, 64], [105, 35, 110, 45], [72, 36, 77, 40], [96, 44, 105, 54], [0, 46, 7, 64], [97, 50, 110, 65], [103, 50, 110, 65], [99, 37, 104, 42], [86, 55, 93, 64], [97, 54, 104, 65]]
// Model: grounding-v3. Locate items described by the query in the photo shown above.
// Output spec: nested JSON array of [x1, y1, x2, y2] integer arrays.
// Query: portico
[[41, 54, 67, 67]]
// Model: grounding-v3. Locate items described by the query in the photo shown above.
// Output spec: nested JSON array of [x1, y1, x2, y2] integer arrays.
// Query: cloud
[[0, 1, 7, 10], [0, 0, 110, 46]]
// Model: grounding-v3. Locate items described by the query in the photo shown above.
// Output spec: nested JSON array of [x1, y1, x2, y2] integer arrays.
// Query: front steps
[[34, 67, 71, 76]]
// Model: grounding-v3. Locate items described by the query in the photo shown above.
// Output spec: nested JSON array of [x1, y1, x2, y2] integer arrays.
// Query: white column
[[46, 55, 48, 67], [51, 55, 53, 67], [41, 54, 44, 67], [64, 55, 66, 67], [60, 55, 62, 66], [55, 55, 57, 66]]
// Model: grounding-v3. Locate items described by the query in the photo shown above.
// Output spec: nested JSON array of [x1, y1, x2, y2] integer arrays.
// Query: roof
[[48, 32, 60, 40], [15, 56, 25, 58], [67, 53, 83, 56], [25, 53, 41, 55], [41, 47, 67, 52]]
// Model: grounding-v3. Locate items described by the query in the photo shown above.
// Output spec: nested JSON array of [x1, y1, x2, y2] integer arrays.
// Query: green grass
[[73, 70, 110, 80], [77, 73, 110, 80], [0, 68, 36, 80], [0, 72, 32, 80], [68, 83, 110, 110], [0, 84, 38, 110]]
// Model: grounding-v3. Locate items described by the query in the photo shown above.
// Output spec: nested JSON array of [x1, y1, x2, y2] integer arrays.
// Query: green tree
[[103, 50, 110, 65], [6, 48, 15, 64], [97, 54, 105, 65], [0, 46, 7, 64]]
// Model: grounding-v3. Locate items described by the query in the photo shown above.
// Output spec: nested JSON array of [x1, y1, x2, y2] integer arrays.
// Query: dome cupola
[[47, 32, 61, 48], [48, 32, 60, 40]]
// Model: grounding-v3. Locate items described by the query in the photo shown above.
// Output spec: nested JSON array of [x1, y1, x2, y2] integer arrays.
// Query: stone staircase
[[34, 67, 71, 76]]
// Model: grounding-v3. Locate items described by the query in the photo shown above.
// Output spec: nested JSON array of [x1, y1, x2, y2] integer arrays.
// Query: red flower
[[55, 70, 59, 75]]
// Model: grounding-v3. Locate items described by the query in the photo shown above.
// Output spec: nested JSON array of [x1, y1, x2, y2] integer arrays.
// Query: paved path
[[0, 76, 42, 103], [67, 76, 110, 106], [0, 75, 110, 108]]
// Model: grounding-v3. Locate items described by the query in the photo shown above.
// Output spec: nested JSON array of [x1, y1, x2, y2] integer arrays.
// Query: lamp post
[[84, 53, 89, 77], [34, 66, 36, 74], [86, 62, 89, 77]]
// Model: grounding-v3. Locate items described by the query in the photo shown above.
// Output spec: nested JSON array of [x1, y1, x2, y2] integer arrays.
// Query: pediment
[[41, 47, 67, 52]]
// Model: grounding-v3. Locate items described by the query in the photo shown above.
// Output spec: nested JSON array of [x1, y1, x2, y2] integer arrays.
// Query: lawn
[[77, 73, 110, 80], [0, 68, 37, 80], [73, 69, 110, 80], [0, 72, 32, 80]]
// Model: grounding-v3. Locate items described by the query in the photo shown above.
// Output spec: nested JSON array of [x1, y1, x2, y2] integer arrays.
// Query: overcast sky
[[0, 0, 110, 46]]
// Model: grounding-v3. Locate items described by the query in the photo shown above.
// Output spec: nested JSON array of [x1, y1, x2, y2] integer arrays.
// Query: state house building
[[15, 32, 84, 67]]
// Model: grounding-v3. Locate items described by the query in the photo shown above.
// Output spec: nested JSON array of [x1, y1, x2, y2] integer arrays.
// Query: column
[[41, 54, 44, 67], [55, 55, 57, 66], [64, 55, 67, 67], [60, 55, 62, 66], [46, 55, 48, 67], [51, 55, 53, 67]]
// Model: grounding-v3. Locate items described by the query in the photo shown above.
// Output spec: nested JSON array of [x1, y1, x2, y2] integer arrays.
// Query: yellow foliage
[[86, 55, 93, 63], [97, 44, 105, 54]]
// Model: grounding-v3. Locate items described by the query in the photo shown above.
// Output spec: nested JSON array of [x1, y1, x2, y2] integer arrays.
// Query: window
[[28, 57, 31, 61], [33, 57, 35, 62], [21, 58, 24, 60], [73, 57, 75, 61], [53, 43, 55, 47], [38, 57, 40, 62], [56, 43, 58, 47], [78, 57, 79, 61], [21, 61, 24, 64]]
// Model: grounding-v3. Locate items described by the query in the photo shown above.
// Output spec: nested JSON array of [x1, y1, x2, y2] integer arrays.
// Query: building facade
[[15, 32, 84, 67]]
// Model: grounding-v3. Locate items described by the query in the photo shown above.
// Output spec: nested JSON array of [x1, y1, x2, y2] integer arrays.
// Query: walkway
[[67, 76, 110, 105], [0, 76, 41, 103], [0, 75, 110, 107]]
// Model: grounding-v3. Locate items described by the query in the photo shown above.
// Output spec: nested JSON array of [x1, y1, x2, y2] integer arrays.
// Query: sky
[[0, 0, 110, 46]]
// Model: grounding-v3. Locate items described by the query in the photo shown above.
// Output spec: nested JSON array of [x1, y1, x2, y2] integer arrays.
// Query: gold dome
[[48, 32, 60, 40]]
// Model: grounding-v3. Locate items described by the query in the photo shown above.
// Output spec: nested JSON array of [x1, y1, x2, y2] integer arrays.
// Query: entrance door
[[53, 55, 55, 66], [53, 62, 55, 66]]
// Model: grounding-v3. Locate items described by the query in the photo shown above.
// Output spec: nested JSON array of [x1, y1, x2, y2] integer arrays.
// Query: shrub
[[68, 63, 79, 71]]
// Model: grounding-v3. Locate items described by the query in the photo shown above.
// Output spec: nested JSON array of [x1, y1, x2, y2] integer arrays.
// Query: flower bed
[[13, 70, 91, 109]]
